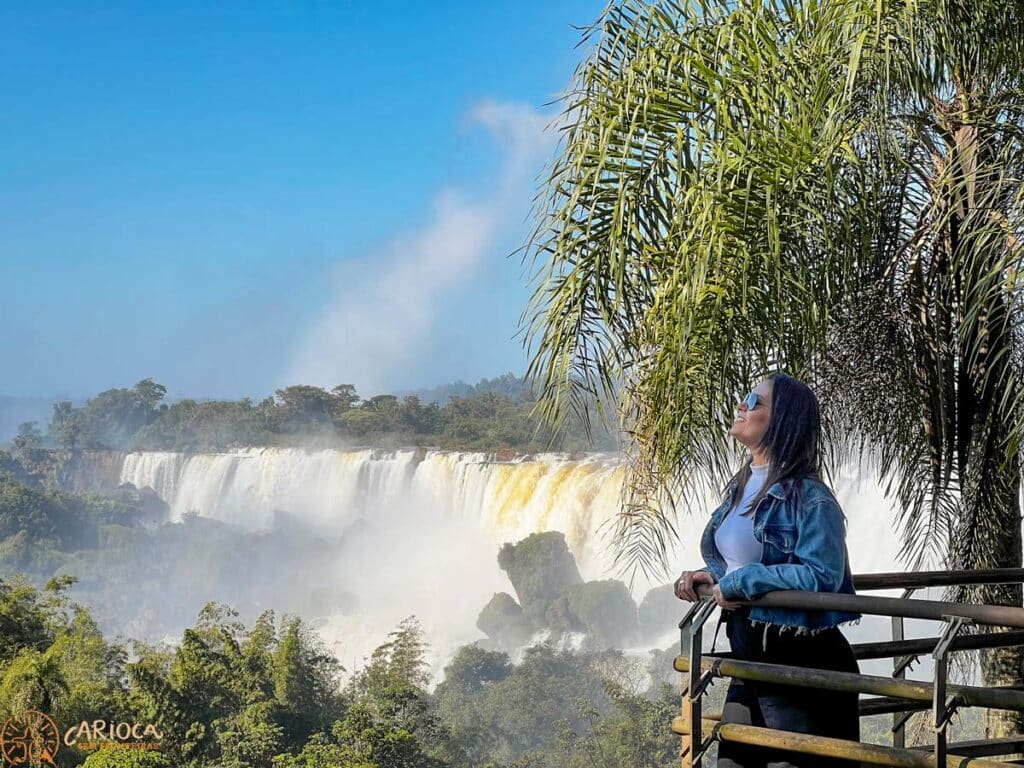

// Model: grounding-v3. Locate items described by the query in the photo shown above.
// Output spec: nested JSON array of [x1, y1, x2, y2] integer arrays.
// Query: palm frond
[[524, 0, 1024, 580]]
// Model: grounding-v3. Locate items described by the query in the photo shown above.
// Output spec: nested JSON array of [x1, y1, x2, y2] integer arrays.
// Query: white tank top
[[714, 463, 768, 574]]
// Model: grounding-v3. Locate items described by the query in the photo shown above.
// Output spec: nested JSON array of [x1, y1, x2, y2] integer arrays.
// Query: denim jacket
[[699, 472, 860, 631]]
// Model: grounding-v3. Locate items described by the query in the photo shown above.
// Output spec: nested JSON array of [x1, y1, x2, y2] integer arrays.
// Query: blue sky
[[0, 2, 603, 400]]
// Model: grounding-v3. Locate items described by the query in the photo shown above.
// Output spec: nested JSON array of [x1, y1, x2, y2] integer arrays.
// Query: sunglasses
[[741, 391, 762, 411]]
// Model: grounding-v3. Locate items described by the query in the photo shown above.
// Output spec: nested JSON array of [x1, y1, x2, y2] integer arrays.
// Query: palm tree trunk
[[953, 414, 1024, 737], [943, 102, 1024, 737], [977, 462, 1024, 738]]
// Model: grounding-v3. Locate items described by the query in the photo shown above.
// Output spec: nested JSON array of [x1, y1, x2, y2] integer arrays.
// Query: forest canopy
[[19, 376, 617, 454]]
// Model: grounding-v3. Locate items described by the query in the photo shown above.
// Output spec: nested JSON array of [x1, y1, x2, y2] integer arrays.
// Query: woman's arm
[[715, 495, 847, 602]]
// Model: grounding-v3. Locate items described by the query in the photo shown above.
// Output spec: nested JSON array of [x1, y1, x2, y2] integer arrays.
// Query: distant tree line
[[18, 376, 617, 454]]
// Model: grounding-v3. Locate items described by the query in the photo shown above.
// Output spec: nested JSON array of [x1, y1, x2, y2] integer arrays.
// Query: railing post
[[932, 615, 971, 766], [892, 587, 915, 748], [679, 599, 717, 768]]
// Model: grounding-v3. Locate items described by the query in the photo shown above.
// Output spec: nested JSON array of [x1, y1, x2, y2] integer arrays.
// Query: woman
[[674, 372, 860, 768]]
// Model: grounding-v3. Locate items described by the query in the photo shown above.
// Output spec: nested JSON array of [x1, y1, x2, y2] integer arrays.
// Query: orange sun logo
[[0, 710, 60, 767]]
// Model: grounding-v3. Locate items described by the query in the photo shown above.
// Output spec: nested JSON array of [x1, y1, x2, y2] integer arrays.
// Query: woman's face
[[728, 378, 773, 450]]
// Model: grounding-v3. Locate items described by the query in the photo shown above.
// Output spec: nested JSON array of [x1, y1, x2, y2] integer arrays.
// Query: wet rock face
[[561, 580, 639, 649], [476, 592, 533, 651], [497, 531, 583, 627], [638, 583, 680, 641], [487, 532, 644, 651], [47, 450, 127, 494], [104, 483, 170, 525]]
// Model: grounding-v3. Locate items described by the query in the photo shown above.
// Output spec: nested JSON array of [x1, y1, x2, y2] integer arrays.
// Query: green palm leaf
[[526, 0, 1024, 733]]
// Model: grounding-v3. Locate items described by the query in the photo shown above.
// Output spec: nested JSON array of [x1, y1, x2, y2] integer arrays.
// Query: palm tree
[[0, 648, 69, 716], [523, 0, 1024, 734]]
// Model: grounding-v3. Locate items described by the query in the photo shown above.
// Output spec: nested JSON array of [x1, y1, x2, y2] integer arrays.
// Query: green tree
[[350, 618, 430, 704], [273, 616, 343, 744], [339, 409, 386, 439], [33, 378, 616, 453], [362, 396, 400, 434], [548, 682, 678, 768], [443, 644, 613, 765], [0, 476, 68, 548], [0, 576, 130, 766], [136, 398, 264, 450], [434, 645, 512, 763], [338, 618, 450, 768], [524, 0, 1024, 732], [50, 401, 83, 450], [127, 604, 343, 768], [42, 610, 131, 733], [274, 386, 339, 432], [69, 380, 166, 448], [81, 750, 173, 768], [398, 396, 440, 435], [271, 733, 351, 768], [133, 379, 168, 410], [0, 474, 137, 557], [331, 385, 360, 412], [330, 699, 442, 768], [0, 647, 69, 715], [0, 577, 68, 667], [217, 701, 286, 768], [436, 646, 512, 700], [12, 422, 43, 458], [127, 605, 253, 766]]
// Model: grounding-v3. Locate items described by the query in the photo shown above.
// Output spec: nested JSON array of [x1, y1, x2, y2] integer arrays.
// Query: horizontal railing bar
[[674, 656, 1024, 712], [694, 585, 1024, 627], [859, 697, 931, 717], [708, 629, 1024, 662], [851, 630, 1024, 659], [909, 737, 1024, 758], [755, 591, 1024, 627], [672, 716, 1017, 768], [854, 569, 1024, 591]]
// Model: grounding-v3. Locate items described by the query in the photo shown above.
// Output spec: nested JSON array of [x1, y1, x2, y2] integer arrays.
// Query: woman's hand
[[674, 570, 715, 601], [712, 584, 743, 610]]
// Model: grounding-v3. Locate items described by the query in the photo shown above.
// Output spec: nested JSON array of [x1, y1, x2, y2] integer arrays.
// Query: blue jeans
[[717, 609, 860, 768]]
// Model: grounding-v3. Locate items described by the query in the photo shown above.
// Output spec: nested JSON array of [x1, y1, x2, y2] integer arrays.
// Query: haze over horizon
[[0, 370, 530, 405], [1, 2, 601, 400]]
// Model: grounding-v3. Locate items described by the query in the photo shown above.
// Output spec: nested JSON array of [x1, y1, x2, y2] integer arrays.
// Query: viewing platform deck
[[674, 569, 1024, 767]]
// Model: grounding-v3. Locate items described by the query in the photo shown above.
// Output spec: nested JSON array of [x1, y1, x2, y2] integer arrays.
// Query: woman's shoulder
[[788, 474, 841, 510]]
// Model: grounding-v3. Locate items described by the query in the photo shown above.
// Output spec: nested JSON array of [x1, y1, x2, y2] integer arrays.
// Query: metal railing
[[673, 569, 1024, 767]]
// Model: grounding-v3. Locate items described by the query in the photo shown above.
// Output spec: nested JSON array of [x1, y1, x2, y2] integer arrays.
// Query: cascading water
[[116, 448, 902, 577], [118, 448, 630, 577], [107, 448, 905, 676]]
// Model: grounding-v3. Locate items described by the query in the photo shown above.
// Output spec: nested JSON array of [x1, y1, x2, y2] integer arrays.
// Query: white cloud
[[285, 99, 556, 394]]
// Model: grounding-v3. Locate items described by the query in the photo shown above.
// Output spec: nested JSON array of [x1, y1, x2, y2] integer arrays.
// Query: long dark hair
[[724, 372, 823, 513]]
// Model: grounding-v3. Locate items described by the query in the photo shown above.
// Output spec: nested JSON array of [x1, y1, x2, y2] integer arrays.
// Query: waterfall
[[115, 448, 902, 579], [104, 448, 905, 675], [117, 448, 631, 577], [119, 448, 419, 532]]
